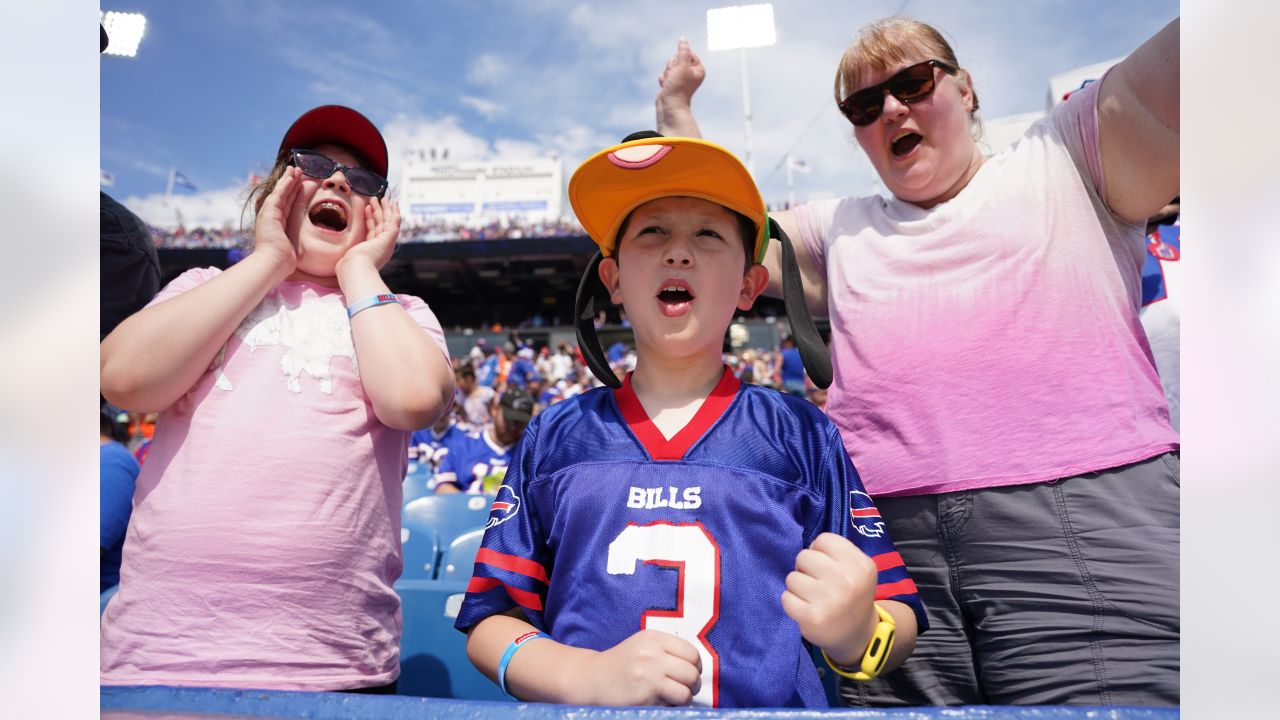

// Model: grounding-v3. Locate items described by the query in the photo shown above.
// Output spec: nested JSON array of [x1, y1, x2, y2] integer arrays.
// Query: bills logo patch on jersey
[[850, 491, 886, 538], [486, 485, 522, 530]]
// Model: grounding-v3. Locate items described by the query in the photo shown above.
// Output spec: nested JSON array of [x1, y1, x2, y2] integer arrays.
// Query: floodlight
[[705, 4, 777, 177], [706, 4, 776, 52], [101, 11, 147, 58]]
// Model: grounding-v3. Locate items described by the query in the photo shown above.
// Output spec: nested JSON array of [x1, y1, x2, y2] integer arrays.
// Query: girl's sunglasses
[[289, 148, 388, 198], [837, 59, 958, 127]]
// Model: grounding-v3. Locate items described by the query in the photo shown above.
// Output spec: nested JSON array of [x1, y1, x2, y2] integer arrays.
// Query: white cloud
[[122, 185, 250, 230], [460, 95, 505, 120], [467, 54, 510, 86], [380, 113, 596, 168], [382, 114, 497, 167], [493, 137, 550, 160], [533, 122, 616, 165]]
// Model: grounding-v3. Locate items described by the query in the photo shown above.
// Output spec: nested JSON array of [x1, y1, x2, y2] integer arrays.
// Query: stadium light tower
[[706, 3, 776, 178], [101, 11, 147, 58]]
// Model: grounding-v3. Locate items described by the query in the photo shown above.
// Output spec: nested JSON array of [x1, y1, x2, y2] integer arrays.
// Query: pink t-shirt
[[791, 80, 1177, 497], [101, 268, 450, 690]]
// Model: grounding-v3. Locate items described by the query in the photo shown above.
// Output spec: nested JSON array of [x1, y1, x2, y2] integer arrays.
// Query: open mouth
[[891, 132, 923, 158], [658, 287, 693, 303], [308, 200, 349, 232], [657, 283, 695, 317]]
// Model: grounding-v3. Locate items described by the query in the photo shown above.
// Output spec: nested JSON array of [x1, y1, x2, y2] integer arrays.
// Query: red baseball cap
[[278, 105, 388, 178]]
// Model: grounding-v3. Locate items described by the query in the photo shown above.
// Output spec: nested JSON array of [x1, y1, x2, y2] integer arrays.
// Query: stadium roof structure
[[157, 234, 790, 330], [158, 236, 593, 328]]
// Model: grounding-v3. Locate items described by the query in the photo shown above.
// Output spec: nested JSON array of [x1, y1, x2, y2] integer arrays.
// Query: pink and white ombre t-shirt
[[101, 268, 450, 690], [791, 80, 1177, 497]]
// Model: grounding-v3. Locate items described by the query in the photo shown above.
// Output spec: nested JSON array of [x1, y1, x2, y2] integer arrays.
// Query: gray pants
[[842, 453, 1179, 707]]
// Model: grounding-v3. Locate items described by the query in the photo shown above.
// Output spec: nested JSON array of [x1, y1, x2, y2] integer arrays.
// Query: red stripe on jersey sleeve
[[467, 576, 545, 612], [476, 548, 550, 584], [874, 577, 919, 601], [871, 551, 906, 573]]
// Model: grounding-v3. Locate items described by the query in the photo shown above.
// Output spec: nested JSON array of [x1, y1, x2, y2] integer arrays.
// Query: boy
[[454, 134, 925, 707]]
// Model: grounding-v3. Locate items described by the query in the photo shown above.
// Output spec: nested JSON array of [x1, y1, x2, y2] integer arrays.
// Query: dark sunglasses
[[289, 148, 388, 198], [837, 59, 958, 127]]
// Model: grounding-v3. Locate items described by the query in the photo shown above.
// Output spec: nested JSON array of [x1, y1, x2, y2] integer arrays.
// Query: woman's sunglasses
[[837, 59, 958, 127], [289, 149, 388, 198]]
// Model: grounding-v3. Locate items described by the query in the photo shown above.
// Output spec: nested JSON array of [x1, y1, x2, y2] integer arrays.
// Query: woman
[[654, 17, 1179, 707]]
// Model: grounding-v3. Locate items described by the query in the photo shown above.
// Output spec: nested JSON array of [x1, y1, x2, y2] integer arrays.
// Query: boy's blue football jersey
[[455, 368, 926, 708]]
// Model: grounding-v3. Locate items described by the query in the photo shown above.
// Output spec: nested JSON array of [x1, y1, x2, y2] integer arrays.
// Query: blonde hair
[[833, 16, 980, 126]]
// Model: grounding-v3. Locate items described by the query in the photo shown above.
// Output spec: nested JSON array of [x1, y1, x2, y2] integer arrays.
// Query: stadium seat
[[400, 521, 442, 581], [402, 494, 492, 548], [402, 464, 434, 505], [395, 578, 509, 701], [440, 529, 485, 581]]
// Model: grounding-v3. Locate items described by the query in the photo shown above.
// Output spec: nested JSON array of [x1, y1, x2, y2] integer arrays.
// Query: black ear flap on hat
[[574, 250, 623, 388], [771, 217, 833, 389]]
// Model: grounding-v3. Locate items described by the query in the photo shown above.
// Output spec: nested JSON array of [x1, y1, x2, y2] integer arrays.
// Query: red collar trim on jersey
[[614, 365, 741, 461]]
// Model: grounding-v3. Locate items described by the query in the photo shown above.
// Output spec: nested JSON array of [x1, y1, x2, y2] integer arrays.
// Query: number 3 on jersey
[[606, 521, 721, 707]]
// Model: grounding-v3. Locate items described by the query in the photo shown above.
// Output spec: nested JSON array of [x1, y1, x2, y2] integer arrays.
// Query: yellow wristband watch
[[821, 602, 896, 681]]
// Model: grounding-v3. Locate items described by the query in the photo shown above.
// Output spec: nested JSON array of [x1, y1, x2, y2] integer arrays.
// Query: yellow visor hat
[[568, 136, 769, 264]]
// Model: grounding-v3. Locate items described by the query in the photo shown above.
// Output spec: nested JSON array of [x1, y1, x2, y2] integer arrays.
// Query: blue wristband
[[346, 293, 398, 318], [496, 630, 550, 699]]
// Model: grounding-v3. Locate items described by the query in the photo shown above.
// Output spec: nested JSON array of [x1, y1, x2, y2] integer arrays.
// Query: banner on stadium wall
[[402, 158, 563, 224], [411, 202, 477, 216], [482, 200, 548, 212]]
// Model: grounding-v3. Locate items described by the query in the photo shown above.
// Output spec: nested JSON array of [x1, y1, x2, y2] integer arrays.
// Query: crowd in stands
[[406, 336, 828, 495], [149, 216, 586, 249], [150, 225, 250, 249]]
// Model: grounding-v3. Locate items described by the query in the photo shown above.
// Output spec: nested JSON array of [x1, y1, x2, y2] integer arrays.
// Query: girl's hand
[[253, 166, 302, 273], [337, 196, 400, 274], [781, 532, 879, 667]]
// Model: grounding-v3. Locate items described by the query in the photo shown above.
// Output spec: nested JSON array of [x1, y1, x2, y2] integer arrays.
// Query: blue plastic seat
[[395, 496, 506, 700], [440, 529, 485, 582], [395, 578, 509, 700], [400, 520, 442, 581], [402, 462, 435, 505], [402, 494, 492, 548]]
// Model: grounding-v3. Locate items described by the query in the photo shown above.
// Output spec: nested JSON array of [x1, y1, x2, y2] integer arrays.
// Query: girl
[[100, 105, 454, 692]]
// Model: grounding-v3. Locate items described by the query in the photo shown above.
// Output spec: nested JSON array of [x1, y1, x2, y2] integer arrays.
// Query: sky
[[101, 0, 1179, 228]]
